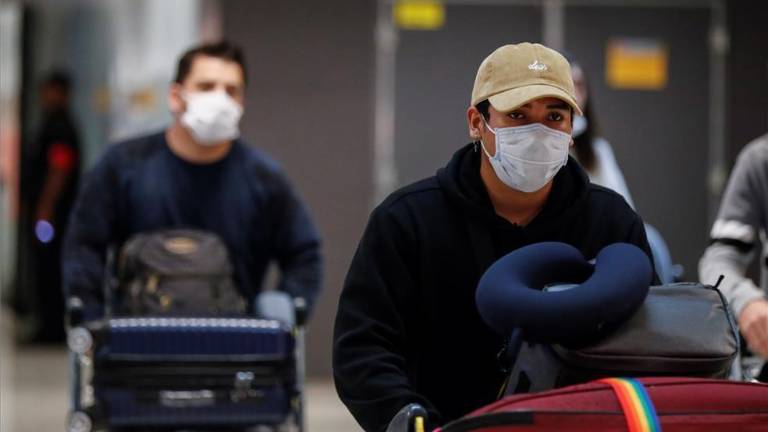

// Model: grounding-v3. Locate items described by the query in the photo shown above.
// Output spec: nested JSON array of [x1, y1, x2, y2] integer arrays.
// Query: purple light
[[35, 220, 55, 243]]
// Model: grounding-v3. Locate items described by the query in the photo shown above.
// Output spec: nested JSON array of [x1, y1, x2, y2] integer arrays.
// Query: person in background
[[567, 58, 682, 283], [699, 132, 768, 380], [62, 41, 322, 322], [568, 57, 635, 209], [17, 71, 81, 342]]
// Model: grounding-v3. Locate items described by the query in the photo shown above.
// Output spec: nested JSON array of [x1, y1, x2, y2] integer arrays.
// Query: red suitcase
[[439, 377, 768, 432]]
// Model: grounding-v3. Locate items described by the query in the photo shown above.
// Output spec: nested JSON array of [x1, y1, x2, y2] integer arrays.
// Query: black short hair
[[174, 40, 247, 85], [42, 70, 72, 93], [476, 99, 491, 120]]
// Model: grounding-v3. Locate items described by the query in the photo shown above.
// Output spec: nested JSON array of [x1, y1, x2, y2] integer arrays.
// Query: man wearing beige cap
[[334, 43, 654, 431]]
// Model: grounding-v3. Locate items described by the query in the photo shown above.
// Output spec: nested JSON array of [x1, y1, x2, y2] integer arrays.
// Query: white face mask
[[480, 121, 571, 193], [572, 115, 588, 138], [180, 90, 243, 145]]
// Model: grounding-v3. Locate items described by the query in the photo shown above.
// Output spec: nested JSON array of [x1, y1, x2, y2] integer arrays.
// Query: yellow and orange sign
[[606, 38, 668, 91], [394, 0, 445, 30]]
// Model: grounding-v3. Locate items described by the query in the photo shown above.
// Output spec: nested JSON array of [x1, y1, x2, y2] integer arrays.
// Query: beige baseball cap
[[471, 42, 582, 116]]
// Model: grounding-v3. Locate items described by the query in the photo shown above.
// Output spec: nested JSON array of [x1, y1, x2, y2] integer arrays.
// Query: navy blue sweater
[[63, 131, 322, 319]]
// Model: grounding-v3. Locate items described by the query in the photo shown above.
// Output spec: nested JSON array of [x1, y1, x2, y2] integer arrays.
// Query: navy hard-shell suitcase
[[68, 316, 301, 432]]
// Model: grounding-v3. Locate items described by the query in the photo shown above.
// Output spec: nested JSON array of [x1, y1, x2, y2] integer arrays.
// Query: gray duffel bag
[[505, 283, 739, 395]]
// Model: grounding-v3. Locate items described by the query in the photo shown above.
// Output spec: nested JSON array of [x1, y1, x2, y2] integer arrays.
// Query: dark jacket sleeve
[[271, 173, 323, 316], [625, 214, 660, 285], [333, 205, 441, 432], [61, 149, 119, 321]]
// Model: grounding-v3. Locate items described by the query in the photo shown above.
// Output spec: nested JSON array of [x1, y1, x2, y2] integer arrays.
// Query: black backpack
[[115, 229, 246, 316]]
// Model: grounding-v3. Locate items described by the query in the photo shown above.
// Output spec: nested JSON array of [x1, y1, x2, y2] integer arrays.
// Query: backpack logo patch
[[164, 237, 199, 255]]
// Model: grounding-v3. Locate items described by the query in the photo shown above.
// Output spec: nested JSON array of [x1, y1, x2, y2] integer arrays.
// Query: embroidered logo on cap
[[528, 60, 548, 71]]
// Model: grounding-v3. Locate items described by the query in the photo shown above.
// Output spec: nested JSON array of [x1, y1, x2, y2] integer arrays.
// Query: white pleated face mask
[[181, 90, 243, 145], [480, 121, 571, 193]]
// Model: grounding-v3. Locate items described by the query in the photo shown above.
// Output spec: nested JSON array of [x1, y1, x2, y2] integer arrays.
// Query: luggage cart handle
[[414, 415, 426, 432], [67, 297, 85, 328], [294, 297, 308, 327], [386, 403, 429, 432], [66, 296, 104, 327]]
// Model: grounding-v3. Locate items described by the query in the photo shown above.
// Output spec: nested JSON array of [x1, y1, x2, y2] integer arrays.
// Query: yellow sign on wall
[[605, 38, 668, 90], [394, 0, 445, 30]]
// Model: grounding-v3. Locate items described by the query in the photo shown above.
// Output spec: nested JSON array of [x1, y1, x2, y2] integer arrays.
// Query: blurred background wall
[[1, 0, 767, 382], [220, 0, 376, 377]]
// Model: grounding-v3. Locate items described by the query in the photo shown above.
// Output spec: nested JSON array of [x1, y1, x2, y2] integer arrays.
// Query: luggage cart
[[66, 292, 307, 432]]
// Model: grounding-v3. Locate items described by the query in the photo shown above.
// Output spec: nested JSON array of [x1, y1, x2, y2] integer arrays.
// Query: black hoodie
[[333, 143, 653, 432]]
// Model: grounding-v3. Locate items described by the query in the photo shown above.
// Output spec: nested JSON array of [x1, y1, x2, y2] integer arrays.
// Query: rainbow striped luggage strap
[[599, 378, 662, 432]]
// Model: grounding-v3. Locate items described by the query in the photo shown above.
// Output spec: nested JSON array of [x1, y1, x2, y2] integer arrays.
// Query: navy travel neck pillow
[[475, 242, 652, 345]]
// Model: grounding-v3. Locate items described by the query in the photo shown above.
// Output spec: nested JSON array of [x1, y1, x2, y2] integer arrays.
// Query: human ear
[[168, 83, 185, 115], [467, 106, 484, 139]]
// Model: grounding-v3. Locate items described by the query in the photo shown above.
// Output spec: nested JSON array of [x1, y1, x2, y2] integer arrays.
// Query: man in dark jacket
[[18, 71, 80, 342], [333, 43, 654, 431], [63, 41, 322, 321]]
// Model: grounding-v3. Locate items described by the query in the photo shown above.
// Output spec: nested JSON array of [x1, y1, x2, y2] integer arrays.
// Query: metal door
[[564, 3, 711, 279], [394, 3, 542, 186]]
